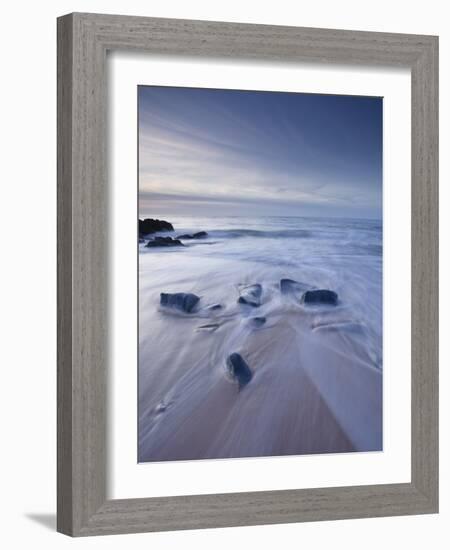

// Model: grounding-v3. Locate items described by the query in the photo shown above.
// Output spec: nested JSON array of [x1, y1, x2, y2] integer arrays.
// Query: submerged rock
[[302, 289, 338, 306], [139, 218, 174, 234], [155, 401, 169, 414], [197, 323, 220, 332], [280, 278, 311, 295], [251, 316, 266, 327], [160, 292, 200, 313], [238, 284, 262, 307], [226, 353, 252, 389], [177, 231, 208, 240], [312, 320, 365, 334], [146, 236, 184, 248]]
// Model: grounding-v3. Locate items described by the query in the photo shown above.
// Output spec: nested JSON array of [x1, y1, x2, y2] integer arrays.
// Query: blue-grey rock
[[302, 289, 338, 305], [251, 316, 266, 327], [155, 401, 169, 414], [197, 323, 220, 332], [280, 278, 311, 294], [312, 321, 365, 334], [238, 284, 262, 307], [146, 236, 184, 248], [160, 292, 200, 313], [177, 231, 208, 240], [226, 353, 252, 389]]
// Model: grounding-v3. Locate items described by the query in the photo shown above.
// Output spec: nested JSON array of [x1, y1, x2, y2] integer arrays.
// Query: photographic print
[[138, 86, 382, 463]]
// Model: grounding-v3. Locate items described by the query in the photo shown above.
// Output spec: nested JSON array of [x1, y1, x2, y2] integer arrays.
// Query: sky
[[138, 86, 382, 219]]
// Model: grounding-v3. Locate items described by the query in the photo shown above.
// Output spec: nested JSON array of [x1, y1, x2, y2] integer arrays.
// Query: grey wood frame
[[57, 12, 438, 537]]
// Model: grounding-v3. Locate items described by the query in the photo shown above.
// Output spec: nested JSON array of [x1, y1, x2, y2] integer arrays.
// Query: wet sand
[[138, 252, 382, 462]]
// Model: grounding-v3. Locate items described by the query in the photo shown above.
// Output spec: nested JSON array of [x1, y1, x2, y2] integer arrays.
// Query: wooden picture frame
[[57, 12, 438, 536]]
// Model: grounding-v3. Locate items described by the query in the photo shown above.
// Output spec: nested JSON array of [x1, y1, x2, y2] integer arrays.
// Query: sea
[[138, 215, 383, 461]]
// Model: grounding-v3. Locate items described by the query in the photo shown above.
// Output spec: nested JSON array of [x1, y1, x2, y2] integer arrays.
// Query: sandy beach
[[138, 216, 382, 462]]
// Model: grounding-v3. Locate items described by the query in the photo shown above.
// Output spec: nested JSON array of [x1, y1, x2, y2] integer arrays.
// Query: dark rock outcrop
[[301, 289, 338, 306], [226, 353, 252, 389], [280, 278, 311, 295], [177, 231, 208, 240], [251, 316, 266, 327], [139, 218, 174, 234], [160, 292, 200, 313], [146, 237, 184, 248], [237, 284, 262, 307]]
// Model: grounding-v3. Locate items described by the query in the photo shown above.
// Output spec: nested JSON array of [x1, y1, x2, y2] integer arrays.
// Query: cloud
[[138, 86, 382, 219]]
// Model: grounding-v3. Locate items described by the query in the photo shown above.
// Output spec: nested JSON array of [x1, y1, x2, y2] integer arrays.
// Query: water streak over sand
[[138, 216, 382, 462]]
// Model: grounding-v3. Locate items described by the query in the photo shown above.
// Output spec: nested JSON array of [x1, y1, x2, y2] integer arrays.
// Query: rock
[[226, 353, 252, 389], [160, 292, 200, 313], [176, 231, 208, 240], [139, 218, 174, 234], [197, 323, 220, 332], [280, 278, 311, 294], [155, 401, 169, 414], [312, 321, 365, 334], [154, 236, 182, 245], [301, 289, 338, 306], [238, 284, 262, 307], [251, 316, 266, 327], [146, 237, 184, 248], [193, 231, 208, 239]]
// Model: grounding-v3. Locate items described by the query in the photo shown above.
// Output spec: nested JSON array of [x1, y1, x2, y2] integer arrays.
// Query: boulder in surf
[[301, 289, 338, 306], [226, 353, 253, 389], [160, 292, 200, 313], [280, 278, 311, 295], [238, 284, 262, 307], [146, 236, 184, 248], [139, 218, 174, 234]]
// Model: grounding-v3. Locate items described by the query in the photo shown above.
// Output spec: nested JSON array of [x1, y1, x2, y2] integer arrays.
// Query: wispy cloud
[[138, 86, 382, 219]]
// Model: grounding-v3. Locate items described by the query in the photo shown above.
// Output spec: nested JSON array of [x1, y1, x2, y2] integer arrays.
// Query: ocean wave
[[207, 228, 312, 239]]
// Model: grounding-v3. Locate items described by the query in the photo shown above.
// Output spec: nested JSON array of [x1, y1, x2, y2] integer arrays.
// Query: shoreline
[[138, 226, 382, 462]]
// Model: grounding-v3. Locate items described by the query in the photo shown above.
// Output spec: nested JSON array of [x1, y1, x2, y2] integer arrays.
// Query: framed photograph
[[57, 13, 438, 536]]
